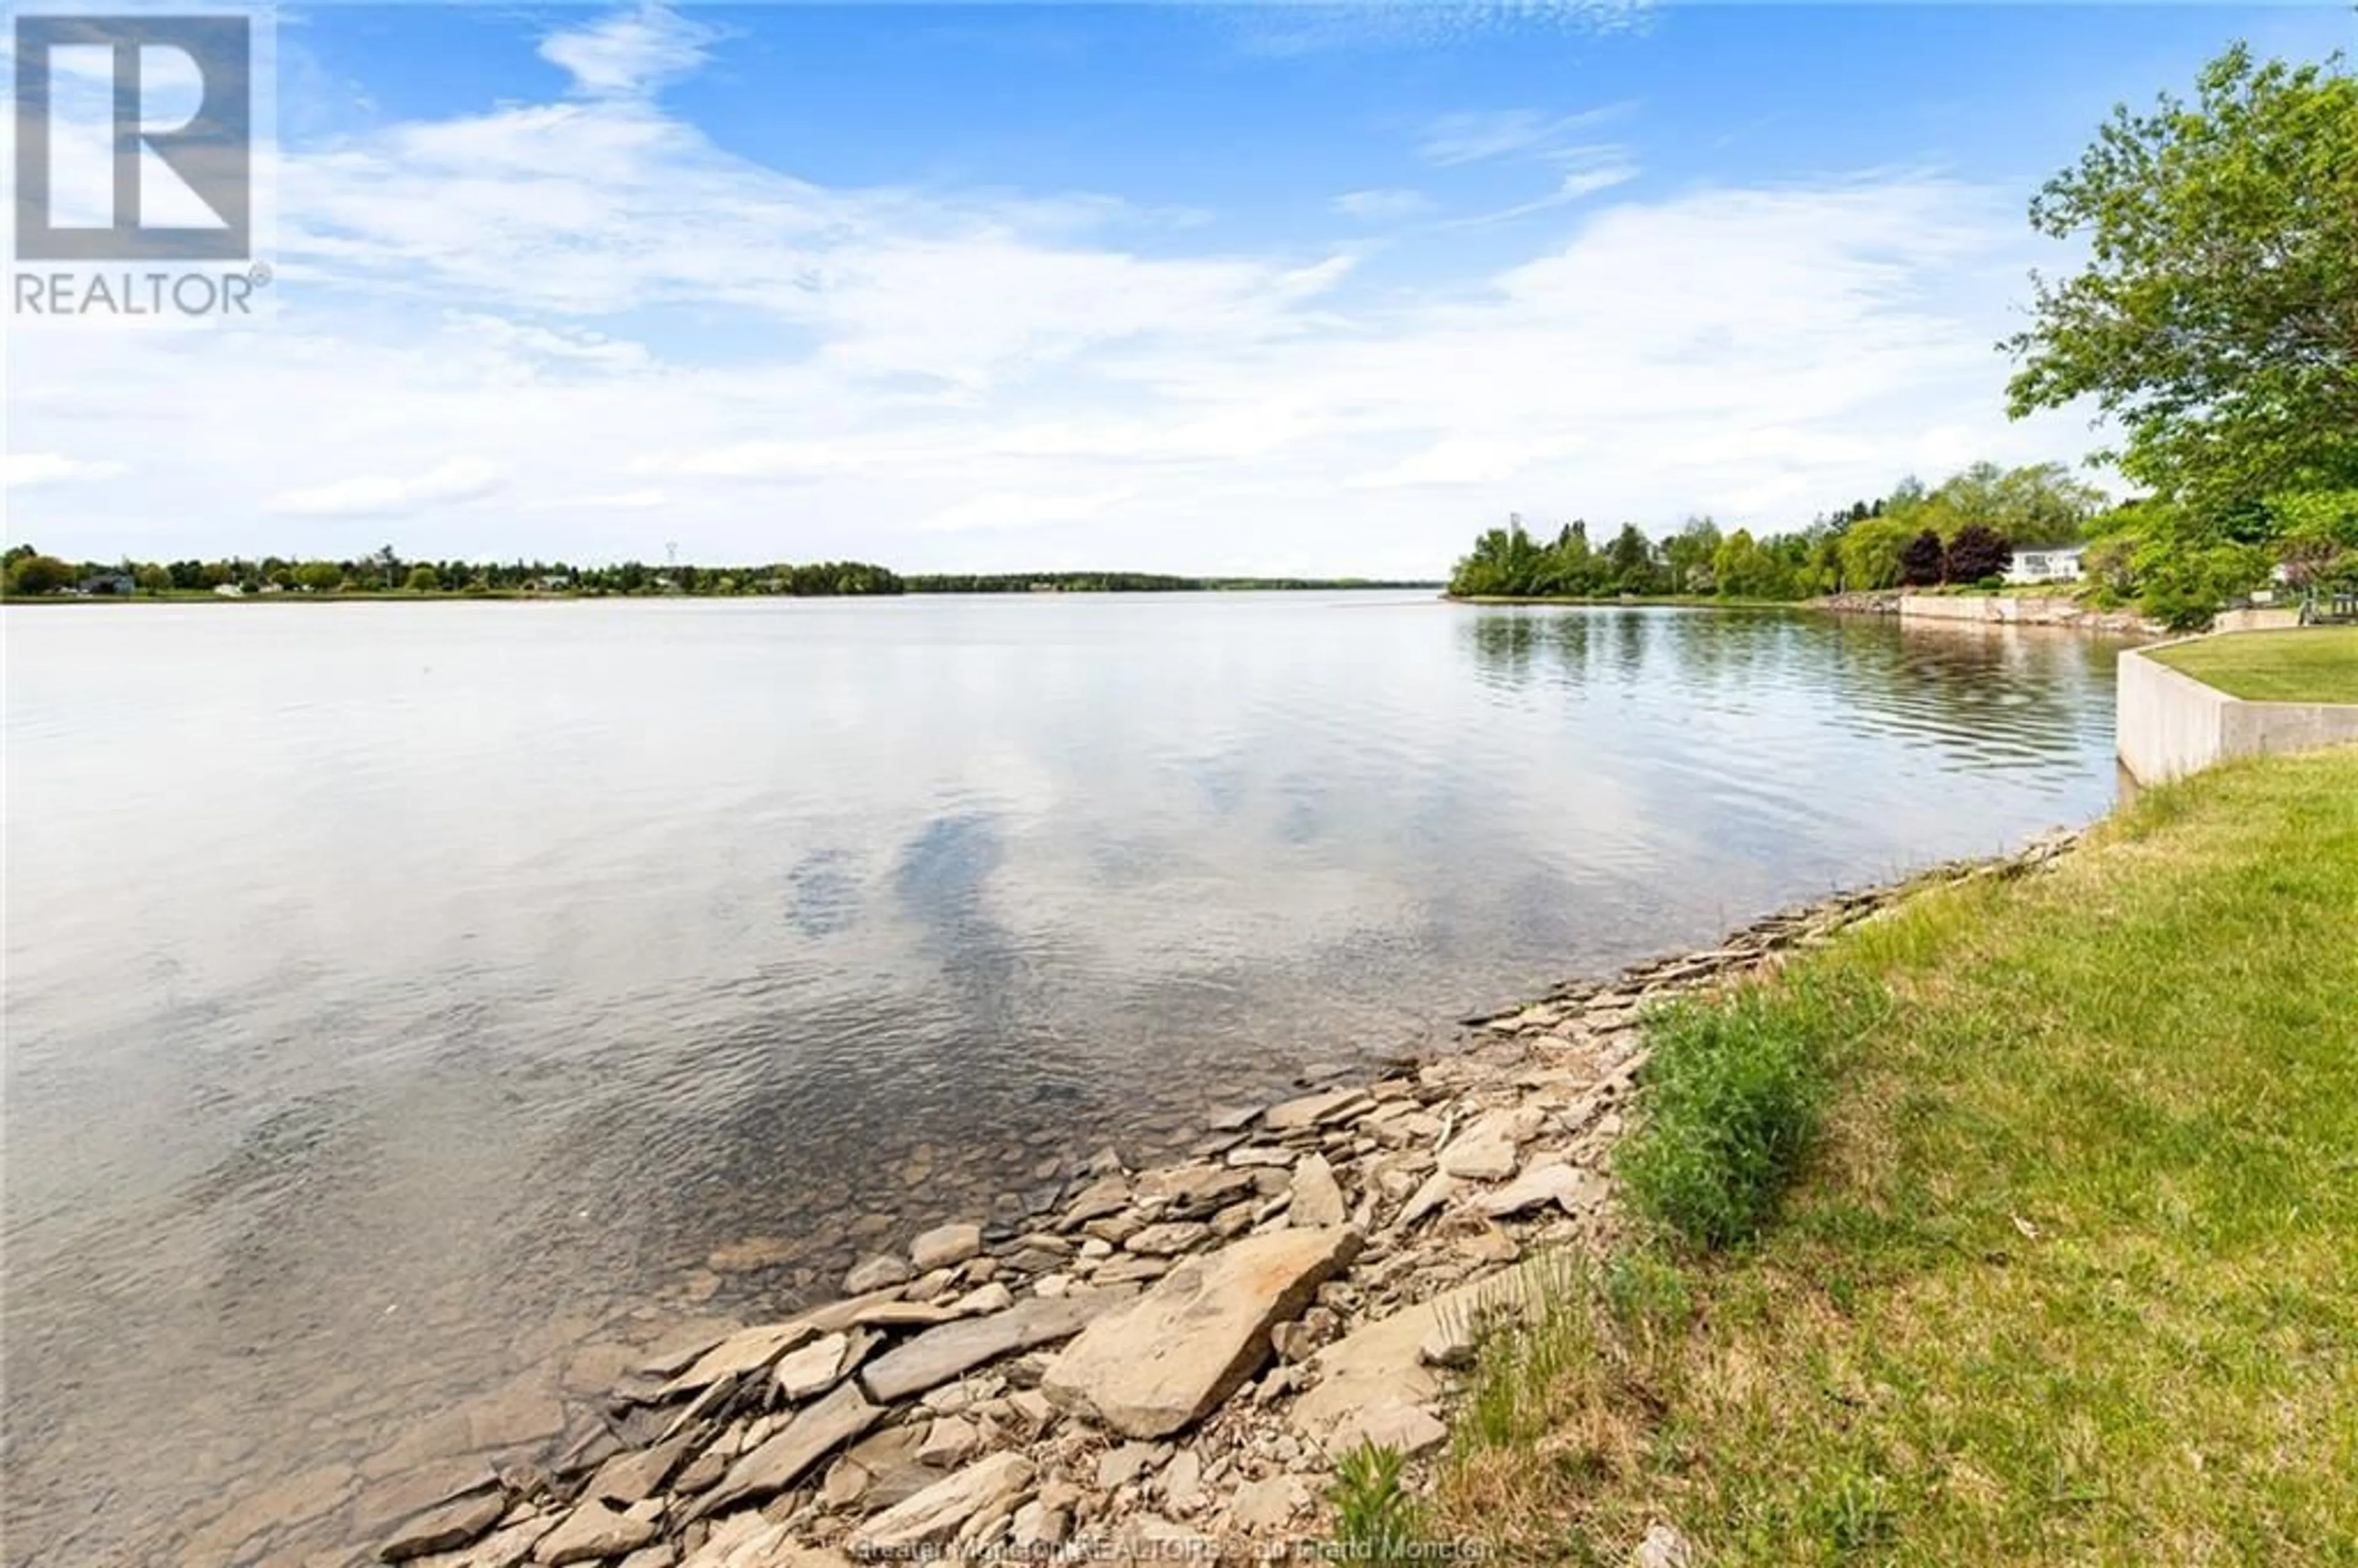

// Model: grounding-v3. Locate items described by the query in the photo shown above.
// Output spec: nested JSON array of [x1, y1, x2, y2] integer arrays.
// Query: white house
[[2005, 545, 2085, 584]]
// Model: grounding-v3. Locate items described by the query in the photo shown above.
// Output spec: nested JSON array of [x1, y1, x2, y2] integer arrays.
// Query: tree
[[1663, 518, 1723, 594], [1838, 516, 1915, 591], [1605, 523, 1660, 594], [294, 561, 344, 592], [5, 553, 74, 595], [1899, 530, 1946, 588], [1711, 529, 1791, 599], [403, 564, 442, 592], [2006, 44, 2358, 515], [1944, 524, 2012, 584]]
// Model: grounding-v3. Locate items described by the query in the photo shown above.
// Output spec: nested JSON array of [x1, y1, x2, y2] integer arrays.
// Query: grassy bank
[[1434, 747, 2358, 1564], [2149, 627, 2358, 704]]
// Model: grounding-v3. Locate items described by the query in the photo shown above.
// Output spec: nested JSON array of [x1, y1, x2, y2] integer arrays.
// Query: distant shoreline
[[4, 581, 1447, 606]]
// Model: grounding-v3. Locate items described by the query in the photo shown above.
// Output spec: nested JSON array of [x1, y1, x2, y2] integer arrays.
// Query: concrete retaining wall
[[2117, 641, 2358, 785]]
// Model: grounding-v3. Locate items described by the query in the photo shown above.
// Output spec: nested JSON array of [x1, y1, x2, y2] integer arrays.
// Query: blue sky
[[10, 3, 2353, 575]]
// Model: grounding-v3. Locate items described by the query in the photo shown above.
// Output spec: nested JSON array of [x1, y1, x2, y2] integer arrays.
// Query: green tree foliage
[[2006, 45, 2357, 513], [1838, 516, 1916, 591], [403, 564, 442, 592], [2007, 43, 2356, 624], [1449, 516, 1670, 597], [1663, 518, 1724, 594], [4, 551, 76, 595]]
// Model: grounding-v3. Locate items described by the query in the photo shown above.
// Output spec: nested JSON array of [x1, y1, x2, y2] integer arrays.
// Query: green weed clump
[[1616, 983, 1861, 1249], [1329, 1442, 1427, 1564]]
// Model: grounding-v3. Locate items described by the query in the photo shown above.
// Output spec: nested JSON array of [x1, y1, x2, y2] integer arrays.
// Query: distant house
[[77, 571, 138, 596], [2005, 545, 2085, 585], [212, 582, 246, 597]]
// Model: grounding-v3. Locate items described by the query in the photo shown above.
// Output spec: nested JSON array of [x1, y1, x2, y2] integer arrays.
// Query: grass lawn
[[1435, 747, 2358, 1566], [2148, 626, 2358, 704]]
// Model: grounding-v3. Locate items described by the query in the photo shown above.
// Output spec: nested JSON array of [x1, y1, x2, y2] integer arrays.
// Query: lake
[[1, 594, 2125, 1564]]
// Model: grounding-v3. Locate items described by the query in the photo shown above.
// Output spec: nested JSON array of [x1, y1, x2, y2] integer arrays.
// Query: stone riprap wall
[[223, 839, 2080, 1568], [2117, 642, 2358, 785], [1898, 592, 2155, 635], [2210, 607, 2302, 634]]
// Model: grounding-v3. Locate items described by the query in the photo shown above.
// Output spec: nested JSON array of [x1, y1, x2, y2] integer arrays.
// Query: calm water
[[2, 596, 2124, 1564]]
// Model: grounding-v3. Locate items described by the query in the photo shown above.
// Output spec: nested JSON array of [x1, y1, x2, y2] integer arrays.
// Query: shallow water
[[1, 595, 2125, 1564]]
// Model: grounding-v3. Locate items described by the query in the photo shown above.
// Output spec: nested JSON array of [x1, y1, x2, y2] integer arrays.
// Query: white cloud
[[1331, 188, 1433, 222], [539, 2, 717, 99], [919, 488, 1137, 534], [265, 459, 505, 519], [4, 453, 127, 490], [1418, 105, 1628, 166]]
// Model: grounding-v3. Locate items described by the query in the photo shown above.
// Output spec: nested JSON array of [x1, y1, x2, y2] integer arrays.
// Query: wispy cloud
[[1331, 187, 1434, 222], [265, 459, 505, 519], [1417, 104, 1630, 166], [539, 1, 719, 99], [4, 453, 126, 490]]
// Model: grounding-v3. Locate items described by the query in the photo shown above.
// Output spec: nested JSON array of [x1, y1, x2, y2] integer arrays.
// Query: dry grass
[[1433, 747, 2358, 1566]]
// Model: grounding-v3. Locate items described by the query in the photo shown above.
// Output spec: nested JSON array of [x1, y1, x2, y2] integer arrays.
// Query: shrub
[[1899, 529, 1945, 587], [1944, 524, 2012, 583], [1617, 990, 1834, 1249], [1974, 574, 2007, 590]]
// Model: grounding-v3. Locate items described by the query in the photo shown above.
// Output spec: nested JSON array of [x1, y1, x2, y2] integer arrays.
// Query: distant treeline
[[1447, 461, 2107, 602], [1, 545, 905, 598], [2, 546, 1436, 600]]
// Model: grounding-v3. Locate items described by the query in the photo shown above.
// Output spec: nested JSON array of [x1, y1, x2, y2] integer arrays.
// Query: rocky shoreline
[[275, 834, 2080, 1568]]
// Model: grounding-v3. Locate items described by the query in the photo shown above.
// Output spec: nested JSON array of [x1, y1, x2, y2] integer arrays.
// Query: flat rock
[[917, 1415, 980, 1468], [1437, 1111, 1520, 1181], [1291, 1262, 1546, 1451], [1161, 1448, 1204, 1511], [1287, 1154, 1347, 1228], [1326, 1401, 1449, 1457], [1396, 1170, 1458, 1227], [1064, 1174, 1132, 1224], [1092, 1255, 1170, 1287], [911, 1222, 984, 1271], [1473, 1162, 1606, 1218], [772, 1332, 854, 1399], [381, 1489, 507, 1561], [858, 1288, 1137, 1404], [1042, 1227, 1360, 1439], [1263, 1089, 1367, 1133], [1126, 1221, 1210, 1257], [844, 1254, 916, 1294], [1095, 1441, 1163, 1489], [354, 1461, 501, 1539], [1229, 1475, 1308, 1533], [657, 1321, 815, 1398], [534, 1499, 657, 1566], [697, 1380, 881, 1516], [582, 1433, 690, 1507], [427, 1509, 558, 1568], [849, 1453, 1035, 1553]]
